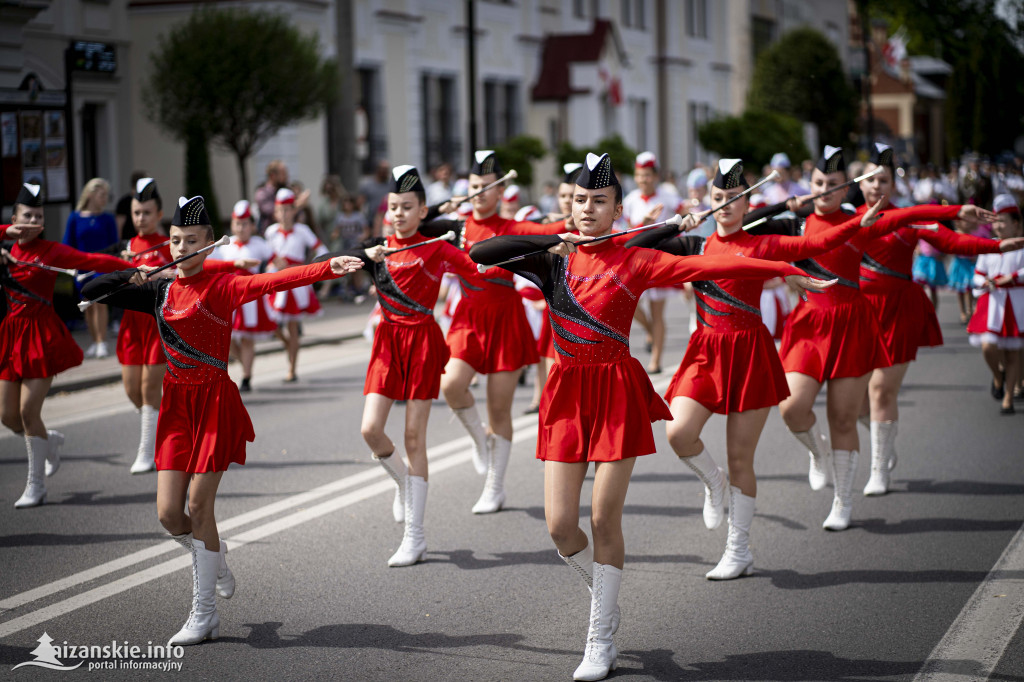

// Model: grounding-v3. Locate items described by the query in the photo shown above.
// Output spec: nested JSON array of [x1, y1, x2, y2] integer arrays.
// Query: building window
[[357, 66, 387, 174], [689, 101, 711, 168], [685, 0, 707, 39], [622, 0, 645, 29], [752, 16, 776, 63], [630, 97, 648, 152], [574, 0, 600, 19], [484, 79, 521, 146], [421, 73, 461, 171]]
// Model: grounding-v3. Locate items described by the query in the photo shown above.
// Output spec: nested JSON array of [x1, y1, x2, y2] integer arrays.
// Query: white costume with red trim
[[968, 248, 1024, 350], [212, 236, 279, 338], [622, 187, 685, 302], [264, 223, 328, 320]]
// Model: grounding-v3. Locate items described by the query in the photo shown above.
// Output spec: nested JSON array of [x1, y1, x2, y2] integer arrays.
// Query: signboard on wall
[[0, 104, 70, 205], [69, 41, 117, 74]]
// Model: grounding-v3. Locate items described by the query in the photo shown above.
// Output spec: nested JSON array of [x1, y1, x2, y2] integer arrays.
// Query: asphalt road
[[1, 292, 1022, 681]]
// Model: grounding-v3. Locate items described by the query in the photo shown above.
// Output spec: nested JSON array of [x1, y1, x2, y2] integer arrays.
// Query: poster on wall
[[45, 167, 68, 202], [1, 112, 16, 157], [45, 111, 65, 138]]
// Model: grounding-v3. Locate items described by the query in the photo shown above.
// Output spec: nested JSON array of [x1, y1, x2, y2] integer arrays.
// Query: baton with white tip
[[78, 235, 230, 312], [1, 249, 78, 277], [435, 170, 518, 211], [477, 214, 685, 273], [706, 170, 781, 219], [806, 166, 884, 203], [385, 231, 457, 254]]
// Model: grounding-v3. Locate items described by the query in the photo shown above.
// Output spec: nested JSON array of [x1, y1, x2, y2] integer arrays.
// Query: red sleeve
[[224, 259, 338, 308], [0, 224, 8, 239], [886, 204, 961, 226], [439, 241, 485, 283], [641, 251, 804, 289], [510, 218, 566, 235], [204, 258, 251, 274], [760, 214, 863, 261], [46, 242, 128, 272], [920, 224, 1001, 256]]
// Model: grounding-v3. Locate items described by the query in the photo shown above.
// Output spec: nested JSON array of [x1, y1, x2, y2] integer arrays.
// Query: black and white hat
[[15, 182, 43, 207], [562, 162, 583, 185], [870, 142, 895, 172], [134, 177, 161, 204], [815, 145, 846, 174], [389, 165, 426, 194], [712, 159, 748, 190], [469, 150, 502, 177], [575, 153, 618, 190], [171, 196, 211, 227]]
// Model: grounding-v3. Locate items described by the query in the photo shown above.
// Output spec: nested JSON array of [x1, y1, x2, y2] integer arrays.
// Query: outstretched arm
[[80, 269, 161, 314]]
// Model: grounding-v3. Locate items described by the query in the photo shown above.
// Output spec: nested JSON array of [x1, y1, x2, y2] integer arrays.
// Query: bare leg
[[485, 369, 521, 440], [1, 379, 24, 434], [360, 393, 396, 457], [826, 374, 872, 452], [403, 399, 432, 479], [19, 377, 53, 438], [591, 459, 637, 568], [779, 372, 823, 433], [665, 396, 714, 458], [868, 363, 911, 424], [238, 338, 255, 380], [285, 321, 301, 380], [86, 304, 108, 346], [142, 364, 165, 408], [544, 460, 590, 557], [157, 470, 192, 536], [187, 471, 225, 552], [981, 342, 1005, 390], [648, 298, 667, 372], [441, 358, 477, 411], [1002, 349, 1020, 411], [122, 365, 143, 409], [724, 408, 770, 498]]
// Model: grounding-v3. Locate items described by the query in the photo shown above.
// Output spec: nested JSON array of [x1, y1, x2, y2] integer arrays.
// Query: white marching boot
[[388, 475, 427, 567], [170, 532, 234, 599], [573, 563, 621, 681], [453, 405, 489, 475], [45, 430, 63, 477], [864, 420, 897, 496], [168, 538, 220, 646], [472, 434, 510, 514], [558, 541, 620, 634], [823, 449, 859, 531], [792, 421, 832, 491], [373, 451, 408, 523], [15, 436, 48, 508], [679, 448, 727, 530], [706, 486, 755, 580], [130, 406, 158, 474]]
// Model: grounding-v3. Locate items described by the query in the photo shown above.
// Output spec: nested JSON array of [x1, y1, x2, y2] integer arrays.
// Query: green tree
[[747, 27, 858, 145], [183, 122, 221, 235], [555, 134, 637, 178], [697, 109, 810, 170], [143, 7, 338, 206], [494, 135, 547, 189]]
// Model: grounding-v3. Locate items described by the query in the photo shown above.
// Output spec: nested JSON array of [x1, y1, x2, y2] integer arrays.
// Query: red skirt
[[967, 292, 1023, 337], [863, 283, 943, 365], [666, 326, 789, 414], [538, 356, 672, 463], [537, 314, 556, 359], [365, 320, 450, 400], [117, 310, 164, 366], [779, 297, 892, 383], [447, 299, 539, 374], [0, 311, 82, 381], [155, 377, 254, 473], [232, 296, 278, 337], [271, 284, 321, 320]]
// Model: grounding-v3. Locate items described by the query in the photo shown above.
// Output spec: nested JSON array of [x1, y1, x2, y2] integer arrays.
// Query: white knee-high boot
[[824, 449, 859, 531], [15, 436, 47, 508], [558, 541, 620, 634], [131, 405, 158, 474], [678, 448, 727, 530], [168, 538, 220, 646], [389, 475, 427, 567], [171, 532, 234, 599], [373, 451, 408, 523], [791, 421, 832, 491], [573, 562, 622, 681], [706, 486, 755, 580], [472, 434, 510, 514], [45, 430, 63, 477], [864, 420, 897, 496], [452, 405, 489, 475]]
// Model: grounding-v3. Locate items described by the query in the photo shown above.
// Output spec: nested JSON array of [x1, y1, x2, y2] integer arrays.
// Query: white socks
[[452, 405, 489, 475], [131, 405, 158, 474], [679, 448, 727, 530], [864, 420, 897, 496], [791, 421, 832, 491]]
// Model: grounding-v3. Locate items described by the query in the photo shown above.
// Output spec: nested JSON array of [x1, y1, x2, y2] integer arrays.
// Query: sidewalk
[[50, 299, 376, 395]]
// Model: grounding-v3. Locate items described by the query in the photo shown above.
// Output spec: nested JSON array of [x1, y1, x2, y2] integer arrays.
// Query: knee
[[666, 422, 700, 456], [157, 505, 185, 533], [546, 515, 580, 547], [589, 510, 621, 544], [187, 496, 213, 524], [360, 422, 385, 445], [403, 431, 424, 455], [1, 408, 23, 433]]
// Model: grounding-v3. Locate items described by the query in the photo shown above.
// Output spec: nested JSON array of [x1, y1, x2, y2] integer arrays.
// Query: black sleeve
[[424, 204, 442, 223], [418, 219, 463, 240], [743, 217, 803, 237], [313, 238, 382, 265], [469, 234, 563, 265], [80, 269, 162, 314], [743, 200, 790, 225], [624, 224, 681, 249]]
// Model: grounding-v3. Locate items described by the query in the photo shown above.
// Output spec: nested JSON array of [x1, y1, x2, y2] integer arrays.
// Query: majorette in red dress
[[470, 234, 807, 462], [446, 212, 563, 374], [213, 235, 278, 338], [626, 211, 863, 414], [335, 231, 483, 400], [81, 261, 340, 473], [0, 237, 126, 381], [858, 204, 999, 364], [118, 233, 172, 366]]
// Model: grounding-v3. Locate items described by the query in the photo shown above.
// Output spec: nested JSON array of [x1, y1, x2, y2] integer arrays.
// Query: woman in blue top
[[64, 178, 119, 358]]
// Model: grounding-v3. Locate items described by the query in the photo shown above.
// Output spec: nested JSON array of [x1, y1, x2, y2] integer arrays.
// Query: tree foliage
[[494, 135, 547, 189], [697, 109, 810, 170], [556, 134, 638, 177], [747, 27, 858, 146], [143, 7, 338, 202]]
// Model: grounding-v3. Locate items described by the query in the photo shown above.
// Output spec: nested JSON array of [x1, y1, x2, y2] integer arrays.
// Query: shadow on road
[[856, 517, 1022, 534], [0, 531, 165, 547], [750, 567, 1024, 590], [426, 548, 708, 571], [900, 479, 1024, 496], [0, 453, 122, 468]]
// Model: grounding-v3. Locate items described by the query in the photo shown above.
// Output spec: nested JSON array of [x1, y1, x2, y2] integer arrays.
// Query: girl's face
[[860, 163, 893, 207], [90, 186, 109, 212], [13, 204, 44, 241], [993, 213, 1023, 239], [387, 192, 427, 236], [809, 168, 846, 215], [468, 173, 501, 217], [571, 186, 622, 237], [557, 182, 575, 216], [131, 199, 163, 236], [709, 185, 748, 230], [274, 202, 296, 226], [342, 198, 357, 213], [168, 225, 213, 276], [634, 167, 657, 195], [231, 216, 255, 242]]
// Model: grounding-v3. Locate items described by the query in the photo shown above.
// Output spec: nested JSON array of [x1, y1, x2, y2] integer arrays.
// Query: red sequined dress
[[118, 233, 172, 365]]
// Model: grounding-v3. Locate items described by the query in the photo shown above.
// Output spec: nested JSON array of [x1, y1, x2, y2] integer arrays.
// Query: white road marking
[[914, 522, 1024, 681]]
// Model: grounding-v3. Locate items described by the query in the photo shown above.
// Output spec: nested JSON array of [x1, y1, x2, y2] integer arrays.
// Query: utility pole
[[466, 0, 478, 161], [330, 0, 358, 191], [859, 0, 874, 148]]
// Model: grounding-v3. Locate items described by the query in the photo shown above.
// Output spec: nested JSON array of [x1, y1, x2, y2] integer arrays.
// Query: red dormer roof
[[531, 19, 624, 102]]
